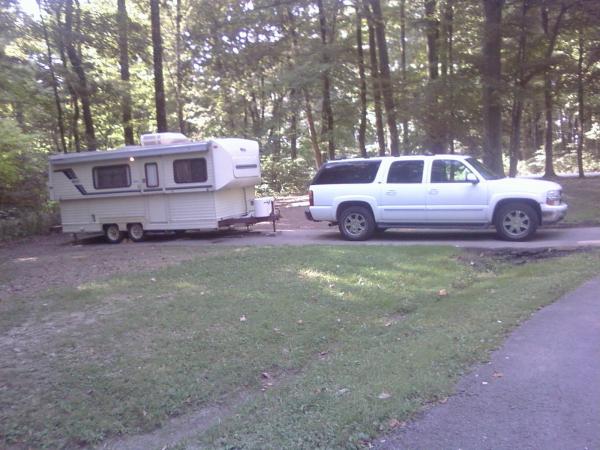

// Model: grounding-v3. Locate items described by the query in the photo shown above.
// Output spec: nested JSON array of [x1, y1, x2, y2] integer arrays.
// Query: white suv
[[305, 155, 567, 241]]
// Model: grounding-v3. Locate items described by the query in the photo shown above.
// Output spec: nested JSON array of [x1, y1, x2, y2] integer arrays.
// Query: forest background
[[1, 0, 599, 236]]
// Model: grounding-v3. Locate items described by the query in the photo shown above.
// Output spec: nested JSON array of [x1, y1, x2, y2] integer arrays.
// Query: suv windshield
[[312, 160, 381, 184], [466, 157, 504, 180]]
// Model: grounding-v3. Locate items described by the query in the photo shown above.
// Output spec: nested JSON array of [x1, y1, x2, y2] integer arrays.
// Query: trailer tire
[[104, 224, 124, 244], [127, 223, 145, 242]]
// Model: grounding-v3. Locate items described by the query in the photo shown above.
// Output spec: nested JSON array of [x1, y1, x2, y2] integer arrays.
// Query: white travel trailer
[[48, 133, 276, 243]]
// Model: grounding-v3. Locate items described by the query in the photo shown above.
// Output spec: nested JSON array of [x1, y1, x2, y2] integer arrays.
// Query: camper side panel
[[167, 191, 218, 229], [214, 188, 252, 220]]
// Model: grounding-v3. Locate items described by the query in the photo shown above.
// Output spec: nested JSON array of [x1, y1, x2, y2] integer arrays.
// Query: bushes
[[257, 155, 315, 196], [0, 205, 59, 241]]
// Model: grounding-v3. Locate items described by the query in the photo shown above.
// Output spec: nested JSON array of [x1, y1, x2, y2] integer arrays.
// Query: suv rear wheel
[[494, 202, 539, 241], [338, 206, 376, 241]]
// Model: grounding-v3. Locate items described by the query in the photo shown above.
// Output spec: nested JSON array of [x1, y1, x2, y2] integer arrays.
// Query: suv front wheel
[[338, 206, 376, 241], [494, 202, 539, 241]]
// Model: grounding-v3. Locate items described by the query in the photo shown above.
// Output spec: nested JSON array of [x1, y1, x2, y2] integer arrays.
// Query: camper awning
[[49, 142, 210, 165]]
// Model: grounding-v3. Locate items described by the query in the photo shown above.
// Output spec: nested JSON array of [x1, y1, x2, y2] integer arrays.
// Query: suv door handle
[[429, 189, 439, 195], [385, 190, 397, 196]]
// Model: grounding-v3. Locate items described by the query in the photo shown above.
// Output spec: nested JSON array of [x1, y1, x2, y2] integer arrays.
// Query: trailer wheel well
[[336, 201, 375, 222], [492, 199, 541, 224]]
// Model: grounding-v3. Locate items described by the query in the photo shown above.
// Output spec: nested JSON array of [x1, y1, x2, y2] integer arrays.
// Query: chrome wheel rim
[[106, 225, 120, 241], [343, 213, 367, 237], [129, 224, 143, 240], [502, 209, 530, 238]]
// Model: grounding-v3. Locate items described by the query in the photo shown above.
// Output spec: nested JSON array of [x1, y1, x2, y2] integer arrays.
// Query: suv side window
[[312, 161, 381, 185], [431, 160, 475, 183], [387, 160, 424, 183]]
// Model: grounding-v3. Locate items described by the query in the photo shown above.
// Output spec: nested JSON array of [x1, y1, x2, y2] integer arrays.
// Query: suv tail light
[[308, 190, 314, 206]]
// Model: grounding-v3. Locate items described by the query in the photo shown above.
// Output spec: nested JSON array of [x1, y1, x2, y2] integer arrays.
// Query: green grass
[[557, 175, 600, 225], [1, 246, 600, 449]]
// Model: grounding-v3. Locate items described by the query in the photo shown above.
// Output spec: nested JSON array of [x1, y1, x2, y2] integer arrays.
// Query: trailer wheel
[[104, 224, 124, 244], [127, 223, 145, 242]]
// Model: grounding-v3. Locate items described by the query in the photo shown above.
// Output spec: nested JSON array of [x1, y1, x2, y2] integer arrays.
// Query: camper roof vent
[[140, 132, 190, 147]]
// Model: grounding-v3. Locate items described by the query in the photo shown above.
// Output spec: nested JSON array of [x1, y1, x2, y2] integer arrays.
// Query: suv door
[[426, 159, 488, 223], [379, 159, 427, 223]]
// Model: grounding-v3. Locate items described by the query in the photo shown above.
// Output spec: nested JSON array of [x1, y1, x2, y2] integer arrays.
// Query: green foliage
[[257, 155, 315, 196], [0, 205, 59, 241]]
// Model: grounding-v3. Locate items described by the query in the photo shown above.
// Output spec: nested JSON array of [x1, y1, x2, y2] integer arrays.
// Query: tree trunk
[[38, 0, 67, 153], [54, 4, 80, 152], [316, 0, 335, 160], [117, 0, 134, 145], [356, 10, 367, 158], [576, 31, 585, 178], [481, 0, 504, 174], [174, 0, 185, 134], [304, 89, 323, 168], [366, 18, 386, 156], [508, 0, 529, 177], [290, 110, 297, 160], [64, 0, 96, 150], [150, 0, 168, 132], [400, 0, 409, 153], [424, 0, 445, 153], [368, 0, 400, 156], [541, 3, 566, 178], [444, 0, 455, 153]]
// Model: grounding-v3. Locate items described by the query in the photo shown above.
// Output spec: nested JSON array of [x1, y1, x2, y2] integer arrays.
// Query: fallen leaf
[[384, 321, 393, 327], [438, 289, 448, 297], [239, 315, 247, 322], [388, 418, 405, 429], [439, 397, 448, 404], [297, 319, 303, 324], [378, 391, 391, 400], [150, 277, 156, 282], [261, 372, 271, 379]]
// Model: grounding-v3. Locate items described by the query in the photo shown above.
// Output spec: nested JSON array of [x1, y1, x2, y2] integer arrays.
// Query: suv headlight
[[546, 190, 562, 206]]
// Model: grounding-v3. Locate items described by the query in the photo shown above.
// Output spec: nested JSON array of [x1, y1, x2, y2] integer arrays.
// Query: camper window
[[173, 158, 207, 183], [145, 163, 159, 187], [93, 164, 131, 189]]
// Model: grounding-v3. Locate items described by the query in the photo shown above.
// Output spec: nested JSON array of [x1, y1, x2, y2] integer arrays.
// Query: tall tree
[[117, 0, 134, 145], [368, 0, 400, 156], [508, 0, 530, 177], [365, 11, 386, 156], [541, 1, 567, 177], [575, 29, 585, 178], [316, 0, 335, 160], [400, 0, 409, 153], [424, 0, 445, 153], [481, 0, 504, 174], [64, 0, 96, 150], [37, 0, 67, 152], [356, 9, 367, 157], [150, 0, 168, 132]]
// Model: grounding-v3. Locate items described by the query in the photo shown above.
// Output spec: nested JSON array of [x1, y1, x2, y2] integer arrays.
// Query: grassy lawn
[[555, 175, 600, 225], [1, 246, 600, 449]]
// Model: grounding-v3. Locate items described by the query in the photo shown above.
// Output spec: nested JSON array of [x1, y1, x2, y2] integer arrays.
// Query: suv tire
[[495, 202, 539, 241], [338, 206, 376, 241]]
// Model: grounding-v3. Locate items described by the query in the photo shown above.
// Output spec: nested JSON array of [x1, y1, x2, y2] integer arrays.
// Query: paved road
[[149, 226, 600, 249], [375, 276, 600, 450]]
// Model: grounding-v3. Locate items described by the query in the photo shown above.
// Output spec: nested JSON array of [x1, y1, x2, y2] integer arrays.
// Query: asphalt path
[[375, 275, 600, 450], [148, 226, 600, 249]]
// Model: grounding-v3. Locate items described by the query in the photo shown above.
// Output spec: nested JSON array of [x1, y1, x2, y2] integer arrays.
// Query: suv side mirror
[[466, 173, 479, 184]]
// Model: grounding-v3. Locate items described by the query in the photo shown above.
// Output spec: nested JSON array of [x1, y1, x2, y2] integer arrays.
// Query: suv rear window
[[312, 161, 381, 185]]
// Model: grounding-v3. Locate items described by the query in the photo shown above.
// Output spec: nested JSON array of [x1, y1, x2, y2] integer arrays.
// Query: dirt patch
[[460, 246, 592, 267], [96, 389, 251, 450]]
